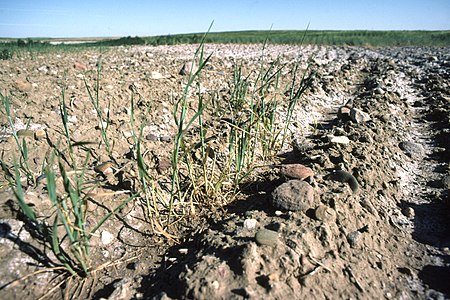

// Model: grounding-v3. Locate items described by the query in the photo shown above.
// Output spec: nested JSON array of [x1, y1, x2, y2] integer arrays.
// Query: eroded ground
[[0, 44, 449, 299]]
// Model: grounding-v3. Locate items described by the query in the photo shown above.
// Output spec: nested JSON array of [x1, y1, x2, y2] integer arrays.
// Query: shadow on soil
[[136, 178, 280, 299], [410, 192, 450, 297]]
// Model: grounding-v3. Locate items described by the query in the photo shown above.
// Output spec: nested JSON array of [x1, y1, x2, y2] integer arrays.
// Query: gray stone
[[347, 231, 362, 247], [399, 141, 425, 159], [271, 180, 315, 212], [255, 229, 278, 247], [374, 87, 385, 95], [350, 108, 371, 123], [328, 135, 350, 145]]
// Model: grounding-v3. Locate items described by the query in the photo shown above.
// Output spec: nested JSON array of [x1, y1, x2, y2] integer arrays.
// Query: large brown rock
[[271, 180, 315, 212]]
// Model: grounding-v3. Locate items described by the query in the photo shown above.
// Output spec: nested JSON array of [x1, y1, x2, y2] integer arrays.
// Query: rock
[[271, 180, 315, 212], [243, 218, 258, 230], [145, 133, 159, 141], [429, 56, 438, 62], [280, 164, 314, 180], [150, 71, 164, 79], [16, 129, 34, 138], [160, 135, 172, 142], [157, 157, 172, 173], [314, 205, 336, 222], [34, 129, 46, 140], [350, 108, 370, 123], [74, 62, 88, 71], [255, 228, 278, 247], [402, 207, 415, 219], [179, 61, 197, 75], [347, 230, 362, 247], [94, 161, 114, 175], [360, 198, 378, 215], [107, 277, 134, 300], [328, 170, 359, 193], [337, 106, 351, 120], [327, 135, 350, 145], [399, 141, 425, 159], [37, 65, 48, 74], [100, 230, 114, 245], [68, 115, 78, 123], [14, 79, 32, 92], [374, 87, 385, 95]]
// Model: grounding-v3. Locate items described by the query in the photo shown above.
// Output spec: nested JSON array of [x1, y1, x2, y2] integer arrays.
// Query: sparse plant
[[2, 88, 137, 281], [1, 93, 35, 185], [12, 152, 136, 278], [84, 60, 113, 158]]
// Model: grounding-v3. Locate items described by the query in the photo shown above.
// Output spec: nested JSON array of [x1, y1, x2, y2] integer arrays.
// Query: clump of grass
[[155, 32, 314, 231], [2, 87, 136, 280], [1, 93, 35, 185], [13, 152, 136, 277]]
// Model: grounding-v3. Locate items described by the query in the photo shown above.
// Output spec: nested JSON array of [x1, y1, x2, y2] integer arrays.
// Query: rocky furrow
[[140, 48, 446, 299]]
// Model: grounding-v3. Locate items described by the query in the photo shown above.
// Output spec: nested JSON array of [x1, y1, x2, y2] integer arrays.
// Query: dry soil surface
[[0, 44, 449, 300]]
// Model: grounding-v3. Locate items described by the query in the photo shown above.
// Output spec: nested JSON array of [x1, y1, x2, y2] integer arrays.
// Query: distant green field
[[144, 30, 450, 47], [1, 30, 449, 58]]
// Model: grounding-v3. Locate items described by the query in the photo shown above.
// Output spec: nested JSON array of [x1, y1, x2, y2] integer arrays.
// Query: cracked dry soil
[[0, 44, 449, 299]]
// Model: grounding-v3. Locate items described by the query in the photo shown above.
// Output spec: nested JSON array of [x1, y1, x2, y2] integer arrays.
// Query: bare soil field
[[0, 44, 449, 299]]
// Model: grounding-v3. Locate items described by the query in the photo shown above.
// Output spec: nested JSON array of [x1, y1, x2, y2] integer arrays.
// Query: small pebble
[[337, 106, 351, 120], [150, 71, 164, 79], [347, 230, 362, 247], [243, 218, 258, 230], [374, 87, 385, 95], [178, 248, 188, 255], [34, 129, 46, 140], [17, 129, 34, 137], [398, 141, 425, 159], [160, 136, 172, 142], [402, 207, 415, 218], [102, 250, 110, 258], [101, 230, 114, 245], [328, 135, 350, 145], [74, 62, 88, 71], [146, 133, 159, 141], [94, 161, 114, 175]]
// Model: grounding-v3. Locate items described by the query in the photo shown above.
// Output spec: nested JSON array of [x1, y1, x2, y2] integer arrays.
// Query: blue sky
[[1, 0, 449, 38]]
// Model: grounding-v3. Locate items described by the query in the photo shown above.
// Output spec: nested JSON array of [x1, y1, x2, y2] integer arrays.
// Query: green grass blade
[[88, 194, 137, 240], [13, 162, 36, 222]]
